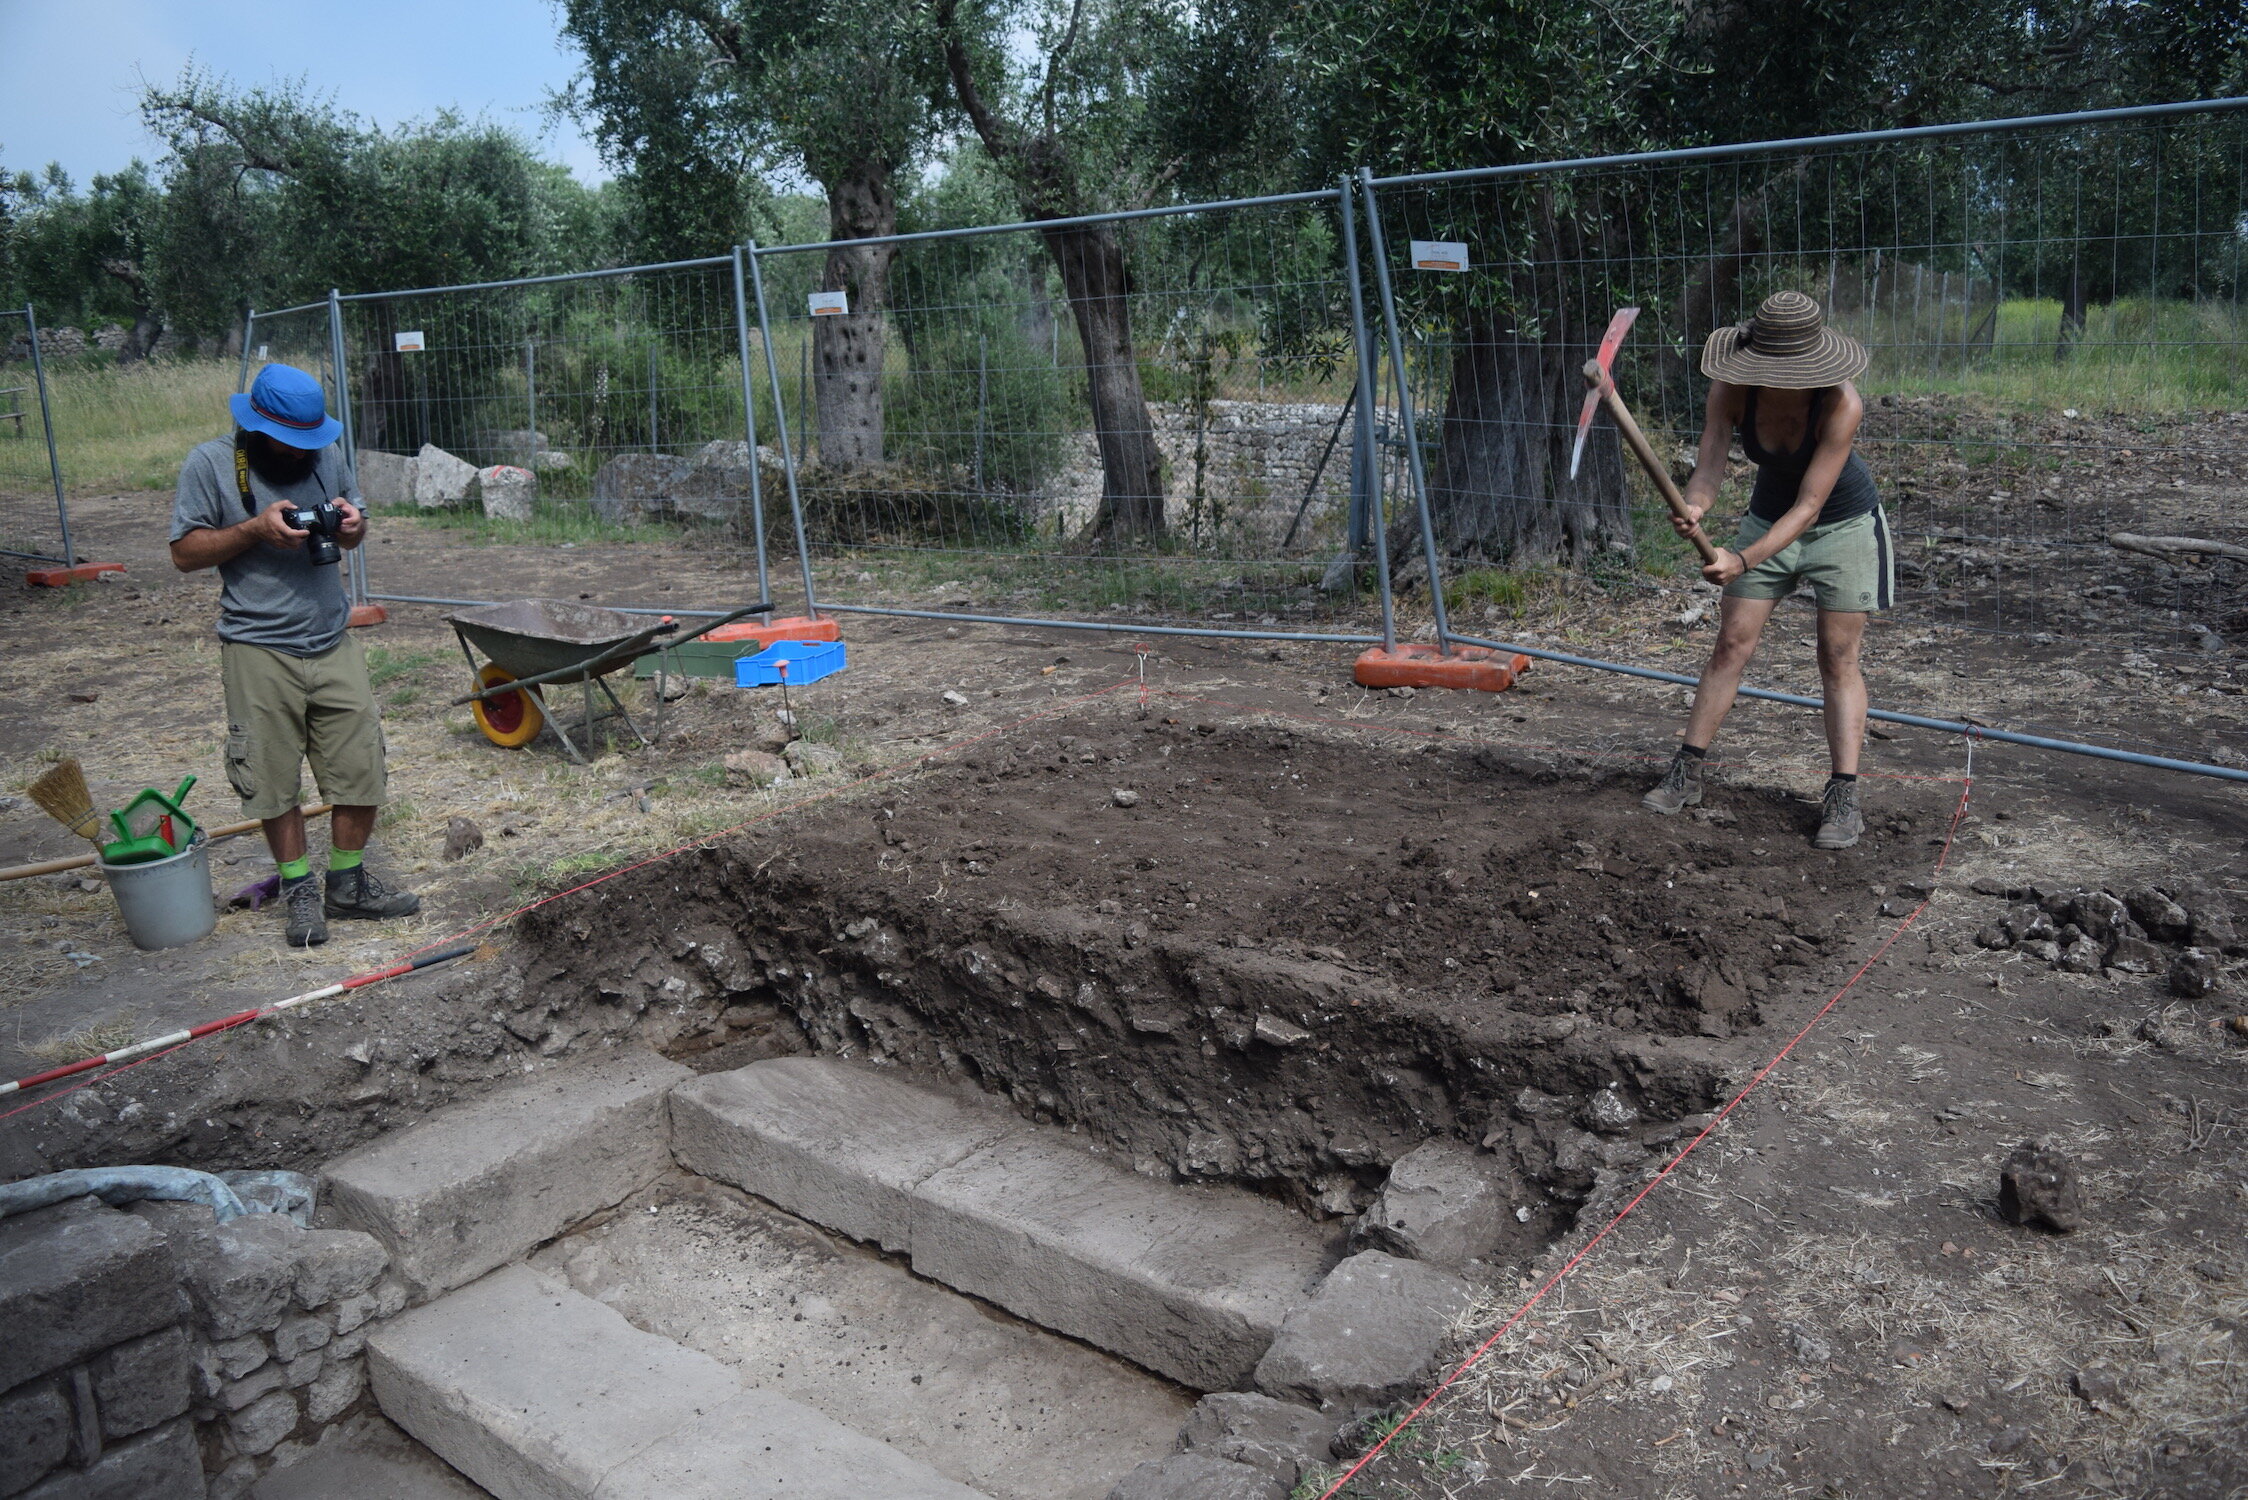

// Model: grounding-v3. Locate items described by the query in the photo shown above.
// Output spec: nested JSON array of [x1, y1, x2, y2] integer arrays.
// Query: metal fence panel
[[330, 257, 771, 608], [750, 190, 1390, 634], [1362, 111, 2248, 652], [0, 306, 75, 565]]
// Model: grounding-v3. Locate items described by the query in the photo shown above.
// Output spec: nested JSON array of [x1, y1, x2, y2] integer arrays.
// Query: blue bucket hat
[[230, 364, 343, 449]]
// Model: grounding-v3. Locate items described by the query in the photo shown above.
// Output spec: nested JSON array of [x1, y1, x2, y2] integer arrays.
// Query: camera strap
[[232, 433, 258, 518]]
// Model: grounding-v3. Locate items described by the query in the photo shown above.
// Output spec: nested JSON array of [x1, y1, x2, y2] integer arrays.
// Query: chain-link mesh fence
[[751, 190, 1392, 634], [1363, 106, 2248, 652], [329, 257, 773, 608], [0, 307, 75, 564]]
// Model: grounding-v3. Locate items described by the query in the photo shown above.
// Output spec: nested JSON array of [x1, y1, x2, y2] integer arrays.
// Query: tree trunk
[[1402, 313, 1629, 570], [813, 163, 896, 470], [2055, 262, 2085, 361], [1042, 221, 1165, 540], [353, 301, 411, 455]]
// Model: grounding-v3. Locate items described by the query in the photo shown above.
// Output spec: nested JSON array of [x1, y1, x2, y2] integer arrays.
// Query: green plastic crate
[[631, 640, 767, 680]]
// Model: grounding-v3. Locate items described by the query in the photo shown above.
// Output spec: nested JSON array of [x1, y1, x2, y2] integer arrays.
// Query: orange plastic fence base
[[347, 603, 390, 628], [25, 563, 124, 587], [1354, 643, 1532, 693], [703, 615, 840, 648]]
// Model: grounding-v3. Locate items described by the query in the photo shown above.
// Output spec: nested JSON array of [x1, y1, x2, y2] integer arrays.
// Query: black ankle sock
[[1679, 743, 1708, 762], [1828, 771, 1857, 783]]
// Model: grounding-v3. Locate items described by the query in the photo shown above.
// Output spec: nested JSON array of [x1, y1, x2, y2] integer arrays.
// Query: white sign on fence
[[255, 345, 269, 359], [808, 290, 849, 317], [1409, 240, 1470, 272], [393, 330, 426, 352]]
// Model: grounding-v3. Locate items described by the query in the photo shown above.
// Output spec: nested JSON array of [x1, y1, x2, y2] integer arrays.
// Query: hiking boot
[[1641, 751, 1704, 814], [283, 874, 327, 948], [1814, 777, 1864, 850], [325, 864, 422, 921]]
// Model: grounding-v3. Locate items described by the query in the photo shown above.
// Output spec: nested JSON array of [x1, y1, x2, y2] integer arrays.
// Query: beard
[[244, 433, 320, 486]]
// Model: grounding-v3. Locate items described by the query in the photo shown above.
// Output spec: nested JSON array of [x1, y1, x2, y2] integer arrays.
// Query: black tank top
[[1741, 386, 1879, 526]]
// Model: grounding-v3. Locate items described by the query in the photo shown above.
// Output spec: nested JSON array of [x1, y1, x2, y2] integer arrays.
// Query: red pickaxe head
[[1569, 306, 1641, 480]]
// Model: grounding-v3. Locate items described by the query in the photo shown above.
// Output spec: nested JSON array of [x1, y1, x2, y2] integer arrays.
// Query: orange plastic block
[[1353, 642, 1531, 693], [347, 603, 390, 628], [25, 563, 124, 587], [703, 615, 841, 648]]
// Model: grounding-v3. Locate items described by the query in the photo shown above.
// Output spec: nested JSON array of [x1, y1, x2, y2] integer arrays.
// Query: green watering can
[[100, 776, 199, 866]]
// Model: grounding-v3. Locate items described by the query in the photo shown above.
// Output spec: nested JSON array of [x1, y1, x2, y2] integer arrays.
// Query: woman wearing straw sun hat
[[1641, 290, 1892, 851]]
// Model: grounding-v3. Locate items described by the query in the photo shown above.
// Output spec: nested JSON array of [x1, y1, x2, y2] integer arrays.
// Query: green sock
[[278, 856, 312, 881], [328, 848, 364, 873]]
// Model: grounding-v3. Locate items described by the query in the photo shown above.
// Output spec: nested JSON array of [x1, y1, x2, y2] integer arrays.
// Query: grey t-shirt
[[171, 437, 361, 657]]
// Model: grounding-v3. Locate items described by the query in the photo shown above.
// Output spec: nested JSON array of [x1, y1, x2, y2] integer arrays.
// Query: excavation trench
[[517, 715, 1938, 1243]]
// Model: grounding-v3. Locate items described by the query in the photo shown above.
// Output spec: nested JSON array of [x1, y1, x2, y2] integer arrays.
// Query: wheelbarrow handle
[[665, 600, 777, 647]]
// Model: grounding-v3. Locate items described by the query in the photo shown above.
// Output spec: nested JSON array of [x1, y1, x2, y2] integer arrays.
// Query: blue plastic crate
[[735, 638, 847, 687]]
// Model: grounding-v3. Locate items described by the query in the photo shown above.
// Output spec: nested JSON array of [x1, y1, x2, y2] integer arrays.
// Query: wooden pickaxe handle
[[1582, 360, 1720, 566]]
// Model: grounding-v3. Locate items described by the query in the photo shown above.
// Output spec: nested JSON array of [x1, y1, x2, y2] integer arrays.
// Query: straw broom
[[28, 758, 104, 846]]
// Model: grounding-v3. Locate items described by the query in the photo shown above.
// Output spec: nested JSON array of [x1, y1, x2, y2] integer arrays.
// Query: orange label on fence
[[1410, 240, 1469, 272]]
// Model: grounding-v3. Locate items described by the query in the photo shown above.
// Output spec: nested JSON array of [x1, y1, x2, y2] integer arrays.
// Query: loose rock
[[1113, 789, 1141, 808], [1176, 1392, 1335, 1486], [1352, 1140, 1513, 1268], [1107, 1452, 1286, 1500], [442, 817, 484, 861], [722, 750, 790, 789], [2170, 948, 2218, 998], [475, 464, 537, 522], [1253, 1251, 1474, 1412], [1998, 1140, 2082, 1234]]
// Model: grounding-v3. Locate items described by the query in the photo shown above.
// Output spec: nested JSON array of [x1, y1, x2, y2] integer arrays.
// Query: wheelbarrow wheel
[[470, 664, 543, 748]]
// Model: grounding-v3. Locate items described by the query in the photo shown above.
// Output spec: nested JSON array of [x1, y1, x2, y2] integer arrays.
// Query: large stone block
[[475, 465, 536, 523], [674, 1058, 1333, 1390], [229, 1388, 299, 1456], [368, 1265, 981, 1500], [1351, 1140, 1515, 1269], [0, 1200, 176, 1391], [88, 1325, 192, 1438], [0, 1376, 71, 1495], [352, 450, 413, 508], [670, 1056, 1019, 1253], [410, 444, 477, 508], [1253, 1251, 1472, 1413], [589, 453, 692, 525], [320, 1048, 690, 1300]]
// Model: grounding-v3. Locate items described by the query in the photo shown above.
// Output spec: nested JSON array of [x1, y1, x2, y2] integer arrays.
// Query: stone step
[[368, 1263, 988, 1500], [670, 1058, 1337, 1390], [320, 1049, 691, 1301]]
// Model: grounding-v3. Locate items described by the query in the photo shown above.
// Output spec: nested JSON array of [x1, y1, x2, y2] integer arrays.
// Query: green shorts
[[1723, 507, 1895, 613], [220, 636, 388, 820]]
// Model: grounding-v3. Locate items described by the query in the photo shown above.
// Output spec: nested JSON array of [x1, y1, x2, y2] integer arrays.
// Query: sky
[[0, 0, 607, 188]]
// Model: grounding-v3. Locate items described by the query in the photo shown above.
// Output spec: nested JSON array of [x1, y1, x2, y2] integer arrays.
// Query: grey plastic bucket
[[98, 835, 217, 951]]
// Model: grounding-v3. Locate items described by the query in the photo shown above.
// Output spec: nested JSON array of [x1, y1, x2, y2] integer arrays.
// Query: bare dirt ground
[[0, 483, 2242, 1500]]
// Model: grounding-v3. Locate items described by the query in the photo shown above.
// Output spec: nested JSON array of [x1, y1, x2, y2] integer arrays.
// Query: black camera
[[283, 502, 345, 567]]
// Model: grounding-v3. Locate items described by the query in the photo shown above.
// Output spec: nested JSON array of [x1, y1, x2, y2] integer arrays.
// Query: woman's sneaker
[[325, 865, 422, 920], [1641, 750, 1704, 814], [283, 874, 328, 948], [1814, 777, 1864, 850]]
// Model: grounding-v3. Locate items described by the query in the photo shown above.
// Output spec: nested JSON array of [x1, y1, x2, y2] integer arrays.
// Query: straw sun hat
[[1700, 290, 1869, 388]]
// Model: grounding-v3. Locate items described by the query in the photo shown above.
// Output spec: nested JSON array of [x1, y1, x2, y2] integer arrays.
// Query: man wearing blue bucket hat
[[169, 363, 420, 947]]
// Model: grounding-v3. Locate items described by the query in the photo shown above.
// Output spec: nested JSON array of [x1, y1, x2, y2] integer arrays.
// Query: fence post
[[729, 245, 772, 604], [1338, 179, 1397, 651], [327, 289, 374, 614], [236, 306, 256, 394], [974, 334, 988, 491], [523, 340, 538, 471], [744, 243, 821, 618], [20, 305, 73, 568], [1357, 174, 1445, 651]]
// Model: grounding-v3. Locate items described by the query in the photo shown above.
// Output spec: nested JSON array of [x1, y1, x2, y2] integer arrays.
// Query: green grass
[[365, 646, 441, 689], [371, 500, 700, 547], [0, 358, 238, 495], [1855, 295, 2248, 412]]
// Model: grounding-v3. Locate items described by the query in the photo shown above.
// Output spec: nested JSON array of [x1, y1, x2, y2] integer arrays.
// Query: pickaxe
[[1570, 307, 1720, 566]]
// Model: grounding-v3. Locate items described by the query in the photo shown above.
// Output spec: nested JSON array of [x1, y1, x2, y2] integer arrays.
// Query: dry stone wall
[[1042, 399, 1356, 540], [0, 1192, 403, 1500]]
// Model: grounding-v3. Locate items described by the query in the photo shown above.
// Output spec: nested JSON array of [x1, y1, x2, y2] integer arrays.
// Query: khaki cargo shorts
[[220, 636, 388, 820], [1723, 507, 1896, 614]]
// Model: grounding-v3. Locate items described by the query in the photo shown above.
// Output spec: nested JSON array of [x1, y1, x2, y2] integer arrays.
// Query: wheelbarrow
[[446, 598, 773, 762]]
